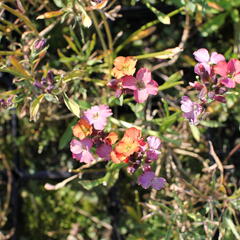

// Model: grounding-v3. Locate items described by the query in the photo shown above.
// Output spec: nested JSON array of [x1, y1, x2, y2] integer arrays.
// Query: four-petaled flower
[[84, 105, 112, 131], [193, 48, 225, 76], [70, 138, 94, 164], [180, 96, 203, 125], [72, 118, 93, 140], [122, 68, 158, 103], [214, 59, 240, 88], [112, 56, 137, 79]]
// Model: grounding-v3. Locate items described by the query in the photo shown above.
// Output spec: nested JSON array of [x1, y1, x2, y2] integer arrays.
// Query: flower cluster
[[70, 104, 113, 163], [181, 48, 240, 124], [108, 56, 159, 103], [69, 104, 165, 190], [34, 71, 55, 93]]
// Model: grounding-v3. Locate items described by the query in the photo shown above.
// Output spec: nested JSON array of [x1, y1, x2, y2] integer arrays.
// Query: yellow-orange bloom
[[72, 118, 92, 140], [112, 56, 137, 79], [115, 137, 139, 157], [105, 131, 118, 145], [110, 151, 128, 164], [123, 127, 141, 141]]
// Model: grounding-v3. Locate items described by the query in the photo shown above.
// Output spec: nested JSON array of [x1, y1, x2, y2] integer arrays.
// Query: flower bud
[[34, 39, 47, 51]]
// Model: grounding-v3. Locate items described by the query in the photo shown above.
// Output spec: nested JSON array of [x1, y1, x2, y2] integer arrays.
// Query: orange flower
[[115, 137, 139, 157], [105, 131, 118, 145], [72, 118, 92, 140], [112, 56, 137, 79], [110, 151, 128, 163], [123, 127, 141, 141]]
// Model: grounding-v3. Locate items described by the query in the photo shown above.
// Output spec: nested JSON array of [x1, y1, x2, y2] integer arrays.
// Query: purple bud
[[127, 166, 136, 174], [142, 164, 151, 172], [47, 71, 54, 83], [214, 95, 226, 103], [34, 39, 47, 51]]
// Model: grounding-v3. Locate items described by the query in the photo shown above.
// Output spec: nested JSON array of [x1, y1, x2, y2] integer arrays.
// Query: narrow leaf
[[30, 94, 45, 121], [63, 93, 80, 117]]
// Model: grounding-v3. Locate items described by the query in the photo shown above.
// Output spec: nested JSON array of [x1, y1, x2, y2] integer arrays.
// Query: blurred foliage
[[0, 0, 240, 239]]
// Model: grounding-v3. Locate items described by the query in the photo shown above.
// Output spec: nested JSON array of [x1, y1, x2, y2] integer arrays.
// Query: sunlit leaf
[[36, 11, 64, 19], [30, 94, 45, 122], [63, 93, 80, 118]]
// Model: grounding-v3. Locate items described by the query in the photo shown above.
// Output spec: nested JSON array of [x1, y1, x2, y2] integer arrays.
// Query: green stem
[[100, 11, 113, 77]]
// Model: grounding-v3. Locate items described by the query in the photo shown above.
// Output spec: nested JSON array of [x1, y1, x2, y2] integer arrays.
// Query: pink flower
[[146, 136, 161, 160], [214, 59, 240, 88], [122, 68, 158, 103], [84, 105, 112, 130], [138, 171, 166, 190], [96, 143, 112, 160], [193, 48, 225, 76], [70, 138, 94, 163], [180, 96, 203, 125]]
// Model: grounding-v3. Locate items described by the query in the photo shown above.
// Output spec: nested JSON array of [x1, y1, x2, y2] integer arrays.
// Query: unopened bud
[[34, 39, 47, 51]]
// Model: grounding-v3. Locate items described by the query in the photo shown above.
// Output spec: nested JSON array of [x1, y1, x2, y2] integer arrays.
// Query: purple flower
[[138, 171, 166, 190], [180, 96, 203, 125], [34, 39, 47, 51], [84, 105, 112, 130], [70, 138, 94, 164], [193, 48, 225, 76], [96, 143, 112, 160], [146, 136, 161, 161]]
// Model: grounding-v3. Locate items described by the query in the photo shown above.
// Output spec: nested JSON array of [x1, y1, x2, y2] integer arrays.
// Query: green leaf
[[142, 0, 170, 24], [158, 81, 183, 91], [30, 94, 45, 122], [200, 13, 227, 37], [58, 119, 77, 150], [63, 92, 80, 117], [189, 124, 200, 142], [225, 217, 240, 239], [167, 71, 183, 82], [79, 163, 126, 190]]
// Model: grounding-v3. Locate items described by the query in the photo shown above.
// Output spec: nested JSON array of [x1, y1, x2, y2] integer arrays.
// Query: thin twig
[[209, 141, 224, 185], [152, 12, 190, 71]]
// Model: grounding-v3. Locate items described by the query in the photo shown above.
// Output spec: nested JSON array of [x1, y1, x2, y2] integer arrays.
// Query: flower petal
[[70, 139, 83, 154], [193, 48, 210, 63], [96, 143, 112, 160], [151, 177, 166, 190], [134, 88, 149, 103], [122, 76, 137, 90], [214, 61, 228, 77], [220, 77, 236, 88], [210, 52, 225, 64], [138, 171, 155, 189], [136, 68, 152, 84], [146, 80, 158, 95]]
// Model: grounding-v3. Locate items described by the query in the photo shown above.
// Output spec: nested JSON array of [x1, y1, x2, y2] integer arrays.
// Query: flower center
[[93, 112, 99, 119], [136, 80, 145, 89]]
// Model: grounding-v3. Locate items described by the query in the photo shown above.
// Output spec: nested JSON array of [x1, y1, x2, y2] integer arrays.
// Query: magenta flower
[[138, 171, 166, 190], [70, 138, 94, 163], [96, 143, 112, 160], [146, 136, 161, 160], [122, 68, 158, 103], [193, 48, 225, 76], [214, 59, 240, 88], [84, 105, 112, 130], [180, 96, 203, 125]]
